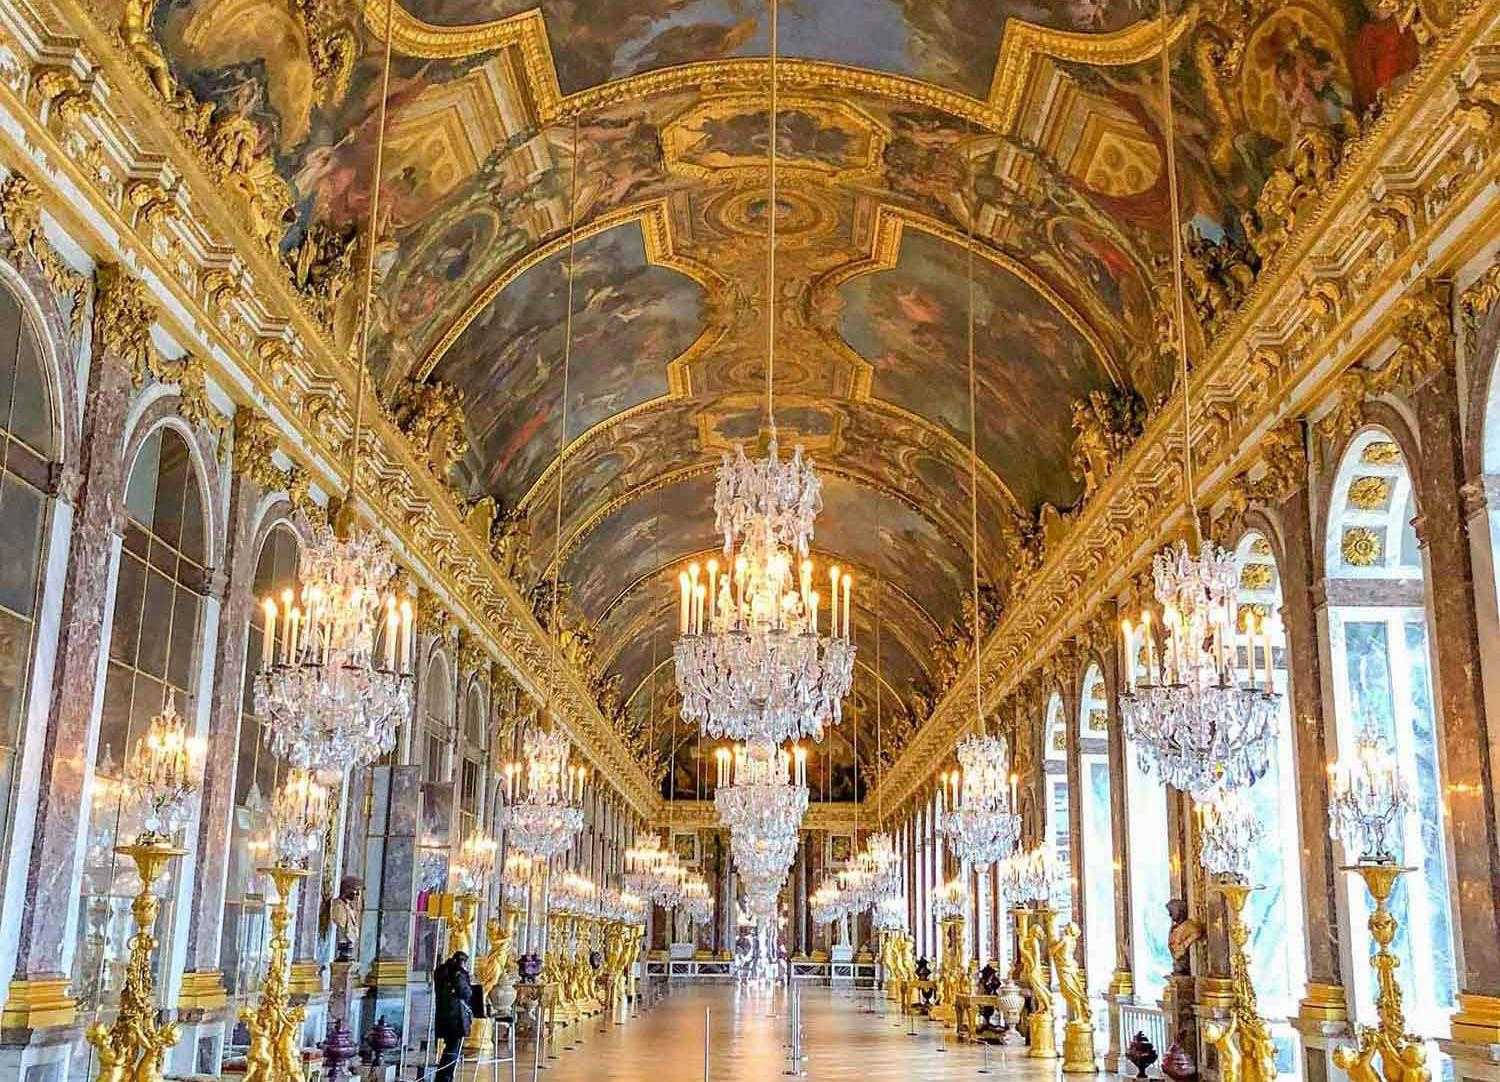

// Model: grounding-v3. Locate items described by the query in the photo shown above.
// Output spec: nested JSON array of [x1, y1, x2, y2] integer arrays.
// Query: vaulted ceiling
[[153, 0, 1413, 795]]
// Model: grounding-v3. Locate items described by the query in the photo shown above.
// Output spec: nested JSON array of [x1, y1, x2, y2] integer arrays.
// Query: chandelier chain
[[964, 114, 982, 739], [549, 108, 582, 666], [765, 0, 778, 438], [348, 0, 396, 505]]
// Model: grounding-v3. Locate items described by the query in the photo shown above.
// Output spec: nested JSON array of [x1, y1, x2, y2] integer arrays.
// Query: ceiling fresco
[[142, 0, 1430, 777]]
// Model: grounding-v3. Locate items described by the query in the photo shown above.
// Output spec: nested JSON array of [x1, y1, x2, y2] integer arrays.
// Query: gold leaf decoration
[[1341, 527, 1383, 567]]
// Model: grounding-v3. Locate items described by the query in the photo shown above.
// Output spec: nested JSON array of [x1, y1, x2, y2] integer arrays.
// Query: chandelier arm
[[347, 0, 396, 505]]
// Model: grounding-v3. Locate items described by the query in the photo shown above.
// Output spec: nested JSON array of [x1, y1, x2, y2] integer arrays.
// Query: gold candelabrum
[[1017, 904, 1060, 1059], [1050, 920, 1098, 1073], [239, 865, 309, 1082], [1332, 865, 1431, 1082], [86, 838, 185, 1082], [932, 914, 970, 1025], [1202, 881, 1278, 1082], [466, 906, 517, 1056]]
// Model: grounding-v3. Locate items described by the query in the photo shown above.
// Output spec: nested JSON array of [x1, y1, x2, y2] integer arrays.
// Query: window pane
[[0, 474, 44, 617], [123, 431, 161, 528], [137, 568, 172, 679], [8, 324, 52, 457]]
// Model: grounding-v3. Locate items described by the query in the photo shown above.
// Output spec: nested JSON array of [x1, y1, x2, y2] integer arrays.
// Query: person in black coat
[[433, 951, 474, 1082]]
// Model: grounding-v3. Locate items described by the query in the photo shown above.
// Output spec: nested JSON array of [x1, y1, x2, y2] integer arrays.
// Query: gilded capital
[[231, 407, 287, 493], [94, 263, 158, 386]]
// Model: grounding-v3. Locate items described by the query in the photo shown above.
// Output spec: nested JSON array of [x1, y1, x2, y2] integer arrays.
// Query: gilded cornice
[[657, 800, 861, 832], [868, 0, 1500, 814], [0, 0, 658, 816]]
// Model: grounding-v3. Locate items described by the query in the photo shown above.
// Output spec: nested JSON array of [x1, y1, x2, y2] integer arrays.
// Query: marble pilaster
[[2, 296, 135, 1031], [1411, 373, 1500, 1050], [1102, 627, 1135, 987], [359, 764, 423, 1045]]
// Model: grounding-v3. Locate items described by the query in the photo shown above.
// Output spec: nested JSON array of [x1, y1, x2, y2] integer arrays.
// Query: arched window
[[77, 425, 208, 1012], [0, 285, 57, 895], [459, 682, 486, 840], [415, 651, 454, 972], [1233, 532, 1307, 1023], [1043, 691, 1071, 915], [1077, 664, 1116, 991], [1125, 686, 1172, 997], [1324, 430, 1456, 1035], [220, 524, 298, 1000]]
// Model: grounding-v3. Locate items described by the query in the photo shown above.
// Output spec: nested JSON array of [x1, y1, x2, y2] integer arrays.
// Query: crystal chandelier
[[550, 872, 597, 918], [452, 831, 498, 894], [269, 768, 331, 868], [501, 728, 586, 859], [1000, 845, 1058, 905], [1328, 728, 1413, 864], [938, 736, 1021, 869], [871, 893, 906, 933], [680, 876, 714, 926], [673, 462, 857, 745], [715, 741, 808, 897], [672, 0, 853, 749], [1120, 540, 1280, 798], [1195, 790, 1263, 882], [932, 875, 968, 920], [124, 695, 202, 843], [253, 519, 415, 775], [810, 875, 849, 926]]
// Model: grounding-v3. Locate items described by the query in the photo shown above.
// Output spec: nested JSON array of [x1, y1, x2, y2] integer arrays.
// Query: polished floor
[[523, 983, 1060, 1081]]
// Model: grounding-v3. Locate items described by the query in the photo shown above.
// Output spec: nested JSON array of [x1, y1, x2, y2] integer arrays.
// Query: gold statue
[[1051, 921, 1098, 1073], [1334, 1030, 1383, 1082], [1216, 882, 1278, 1082], [1024, 912, 1059, 1059], [85, 841, 184, 1082], [1204, 1013, 1243, 1082], [467, 911, 516, 1055], [118, 0, 174, 100]]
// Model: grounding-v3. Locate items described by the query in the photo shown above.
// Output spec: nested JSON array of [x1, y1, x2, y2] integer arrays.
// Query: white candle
[[1142, 611, 1156, 682], [679, 572, 690, 635], [829, 566, 841, 636], [399, 599, 413, 670], [261, 598, 276, 667], [842, 573, 852, 640]]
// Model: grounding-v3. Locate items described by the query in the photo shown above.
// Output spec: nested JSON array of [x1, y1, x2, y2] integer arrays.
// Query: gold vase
[[85, 839, 185, 1082], [240, 865, 310, 1082]]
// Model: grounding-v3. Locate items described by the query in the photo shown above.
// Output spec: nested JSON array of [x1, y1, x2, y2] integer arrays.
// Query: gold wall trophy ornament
[[85, 839, 185, 1082], [1017, 906, 1059, 1059], [1332, 865, 1431, 1082], [240, 865, 310, 1082], [1051, 921, 1098, 1073], [1214, 881, 1279, 1082]]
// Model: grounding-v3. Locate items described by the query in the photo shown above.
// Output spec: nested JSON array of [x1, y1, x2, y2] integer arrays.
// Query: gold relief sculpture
[[1374, 279, 1453, 394], [1316, 371, 1372, 446], [0, 172, 87, 331], [1244, 128, 1343, 265], [1361, 440, 1403, 465], [1069, 387, 1146, 498], [932, 913, 970, 1026], [284, 222, 358, 331], [231, 408, 288, 493], [1348, 476, 1393, 511], [1183, 226, 1258, 332], [85, 840, 184, 1082], [168, 354, 228, 434], [1341, 527, 1383, 567], [1238, 563, 1273, 591], [388, 377, 470, 480], [94, 263, 160, 386], [1018, 907, 1058, 1059]]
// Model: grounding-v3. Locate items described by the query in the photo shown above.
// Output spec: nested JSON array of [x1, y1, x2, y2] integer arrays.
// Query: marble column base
[[176, 968, 228, 1010], [0, 1020, 78, 1081], [1296, 982, 1348, 1025]]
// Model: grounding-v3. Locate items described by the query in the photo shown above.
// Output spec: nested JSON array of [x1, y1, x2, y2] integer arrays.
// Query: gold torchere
[[1018, 906, 1059, 1059], [1332, 865, 1431, 1082], [1209, 882, 1278, 1082], [240, 865, 309, 1082], [467, 908, 517, 1056], [931, 914, 971, 1025], [445, 892, 481, 957], [86, 840, 185, 1082], [1051, 921, 1098, 1073]]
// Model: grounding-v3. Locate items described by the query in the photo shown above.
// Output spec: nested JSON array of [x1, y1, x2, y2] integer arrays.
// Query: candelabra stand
[[1017, 905, 1059, 1059], [1331, 865, 1431, 1082], [932, 914, 969, 1025], [84, 839, 185, 1082], [1205, 882, 1277, 1082], [445, 891, 481, 956], [240, 865, 310, 1082]]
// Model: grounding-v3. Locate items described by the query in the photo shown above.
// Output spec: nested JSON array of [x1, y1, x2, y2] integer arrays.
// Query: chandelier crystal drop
[[452, 831, 498, 895], [1000, 845, 1059, 904], [1120, 538, 1281, 799], [253, 520, 415, 775], [715, 741, 808, 898], [936, 735, 1022, 869], [124, 695, 202, 843], [1195, 790, 1264, 882], [500, 728, 586, 859], [674, 440, 857, 746], [932, 875, 968, 921], [871, 892, 906, 933], [679, 876, 715, 926], [1328, 728, 1413, 864]]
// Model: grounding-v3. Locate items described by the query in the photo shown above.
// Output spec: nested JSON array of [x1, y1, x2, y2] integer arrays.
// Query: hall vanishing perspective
[[1, 0, 1500, 1078]]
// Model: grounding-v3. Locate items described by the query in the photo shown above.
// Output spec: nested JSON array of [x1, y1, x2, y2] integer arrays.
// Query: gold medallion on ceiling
[[704, 187, 835, 243]]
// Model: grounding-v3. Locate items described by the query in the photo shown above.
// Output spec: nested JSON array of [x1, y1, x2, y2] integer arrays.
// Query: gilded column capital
[[230, 406, 287, 493], [1375, 278, 1454, 395]]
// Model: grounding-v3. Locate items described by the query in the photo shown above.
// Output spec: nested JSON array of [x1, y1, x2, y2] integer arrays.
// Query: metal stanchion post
[[978, 1037, 992, 1074], [703, 1007, 711, 1082]]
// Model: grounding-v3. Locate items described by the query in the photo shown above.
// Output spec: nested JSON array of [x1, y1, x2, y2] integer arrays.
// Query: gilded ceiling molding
[[869, 1, 1500, 814], [0, 0, 661, 816], [656, 801, 861, 832]]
